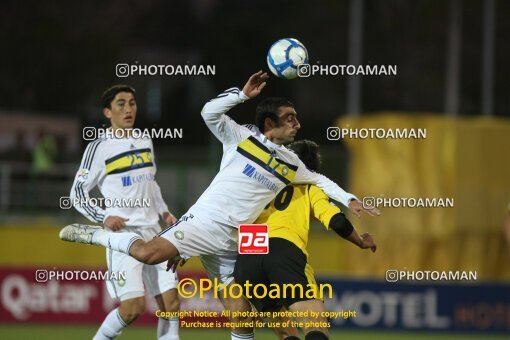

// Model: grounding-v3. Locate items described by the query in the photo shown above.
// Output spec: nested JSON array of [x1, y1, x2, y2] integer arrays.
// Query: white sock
[[93, 308, 127, 340], [92, 230, 142, 254], [231, 332, 254, 340], [157, 316, 180, 339]]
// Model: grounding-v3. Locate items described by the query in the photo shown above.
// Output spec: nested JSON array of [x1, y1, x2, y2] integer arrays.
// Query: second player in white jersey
[[70, 134, 169, 226], [69, 85, 180, 340]]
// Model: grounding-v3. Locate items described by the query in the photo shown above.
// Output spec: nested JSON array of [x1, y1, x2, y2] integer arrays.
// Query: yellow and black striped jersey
[[254, 184, 341, 257]]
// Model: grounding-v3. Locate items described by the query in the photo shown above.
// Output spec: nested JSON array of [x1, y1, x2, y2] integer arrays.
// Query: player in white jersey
[[60, 72, 380, 340], [69, 85, 180, 340]]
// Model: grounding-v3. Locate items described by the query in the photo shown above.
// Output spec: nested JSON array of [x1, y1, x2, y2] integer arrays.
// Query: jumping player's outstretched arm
[[309, 185, 376, 252], [294, 166, 356, 207], [293, 159, 381, 217], [201, 71, 269, 145], [329, 212, 377, 252]]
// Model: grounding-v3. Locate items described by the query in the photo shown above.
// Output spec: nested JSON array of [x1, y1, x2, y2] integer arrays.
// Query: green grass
[[0, 325, 507, 340]]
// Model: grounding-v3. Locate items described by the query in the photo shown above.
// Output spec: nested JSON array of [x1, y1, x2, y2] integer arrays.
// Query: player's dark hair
[[255, 97, 294, 132], [101, 85, 136, 109], [288, 139, 322, 171]]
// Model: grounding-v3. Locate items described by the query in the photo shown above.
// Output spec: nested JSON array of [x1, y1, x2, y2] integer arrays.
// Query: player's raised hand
[[242, 70, 269, 98], [348, 199, 381, 217], [104, 215, 129, 231], [359, 232, 377, 252]]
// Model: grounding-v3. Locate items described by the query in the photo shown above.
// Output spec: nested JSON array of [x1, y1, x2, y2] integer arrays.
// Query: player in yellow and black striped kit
[[234, 140, 377, 340]]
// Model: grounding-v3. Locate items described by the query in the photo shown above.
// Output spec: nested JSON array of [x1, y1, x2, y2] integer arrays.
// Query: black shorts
[[233, 237, 316, 312]]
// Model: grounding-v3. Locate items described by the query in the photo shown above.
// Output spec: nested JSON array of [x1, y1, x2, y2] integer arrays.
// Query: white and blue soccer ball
[[267, 38, 309, 79]]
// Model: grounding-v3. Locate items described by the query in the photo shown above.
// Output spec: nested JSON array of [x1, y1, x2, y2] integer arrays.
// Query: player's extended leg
[[129, 237, 178, 265], [200, 254, 255, 340], [154, 289, 181, 340], [219, 293, 255, 340], [94, 247, 149, 340], [59, 223, 178, 264], [287, 299, 328, 340]]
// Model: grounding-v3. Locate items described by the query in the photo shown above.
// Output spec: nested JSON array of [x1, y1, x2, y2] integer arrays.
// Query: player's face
[[272, 106, 300, 145], [103, 92, 137, 130]]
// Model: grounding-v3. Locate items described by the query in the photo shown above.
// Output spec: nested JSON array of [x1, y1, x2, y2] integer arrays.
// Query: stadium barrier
[[0, 268, 225, 326], [323, 277, 510, 333], [336, 113, 510, 281], [2, 268, 509, 332], [1, 223, 509, 332]]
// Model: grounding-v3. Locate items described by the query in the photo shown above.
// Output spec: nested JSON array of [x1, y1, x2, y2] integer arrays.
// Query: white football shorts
[[158, 213, 238, 286], [106, 225, 178, 301]]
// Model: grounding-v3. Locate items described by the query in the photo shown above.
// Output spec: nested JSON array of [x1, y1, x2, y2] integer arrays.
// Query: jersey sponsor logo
[[121, 176, 132, 187], [242, 164, 256, 177], [237, 136, 297, 185], [238, 224, 269, 254], [242, 164, 279, 193], [120, 173, 155, 187]]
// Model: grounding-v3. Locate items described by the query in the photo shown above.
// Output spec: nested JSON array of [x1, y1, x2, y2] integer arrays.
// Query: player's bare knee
[[120, 310, 142, 324], [221, 295, 252, 323], [156, 289, 180, 314], [128, 241, 148, 262], [119, 299, 146, 324], [140, 237, 177, 264], [160, 292, 180, 313], [131, 244, 159, 264], [227, 301, 252, 333], [231, 312, 252, 324], [145, 247, 164, 264], [164, 297, 180, 313], [231, 307, 252, 325]]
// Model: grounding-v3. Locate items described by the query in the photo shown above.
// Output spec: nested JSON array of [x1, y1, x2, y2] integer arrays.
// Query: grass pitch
[[0, 324, 506, 339]]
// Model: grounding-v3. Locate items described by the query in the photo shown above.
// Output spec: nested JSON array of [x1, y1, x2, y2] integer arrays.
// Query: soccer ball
[[267, 38, 309, 79]]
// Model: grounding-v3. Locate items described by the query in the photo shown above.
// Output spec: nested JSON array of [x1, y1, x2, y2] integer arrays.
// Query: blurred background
[[0, 0, 509, 339]]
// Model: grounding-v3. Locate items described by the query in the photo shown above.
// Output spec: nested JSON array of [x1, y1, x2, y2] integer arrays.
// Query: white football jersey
[[70, 133, 168, 226], [186, 87, 357, 228]]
